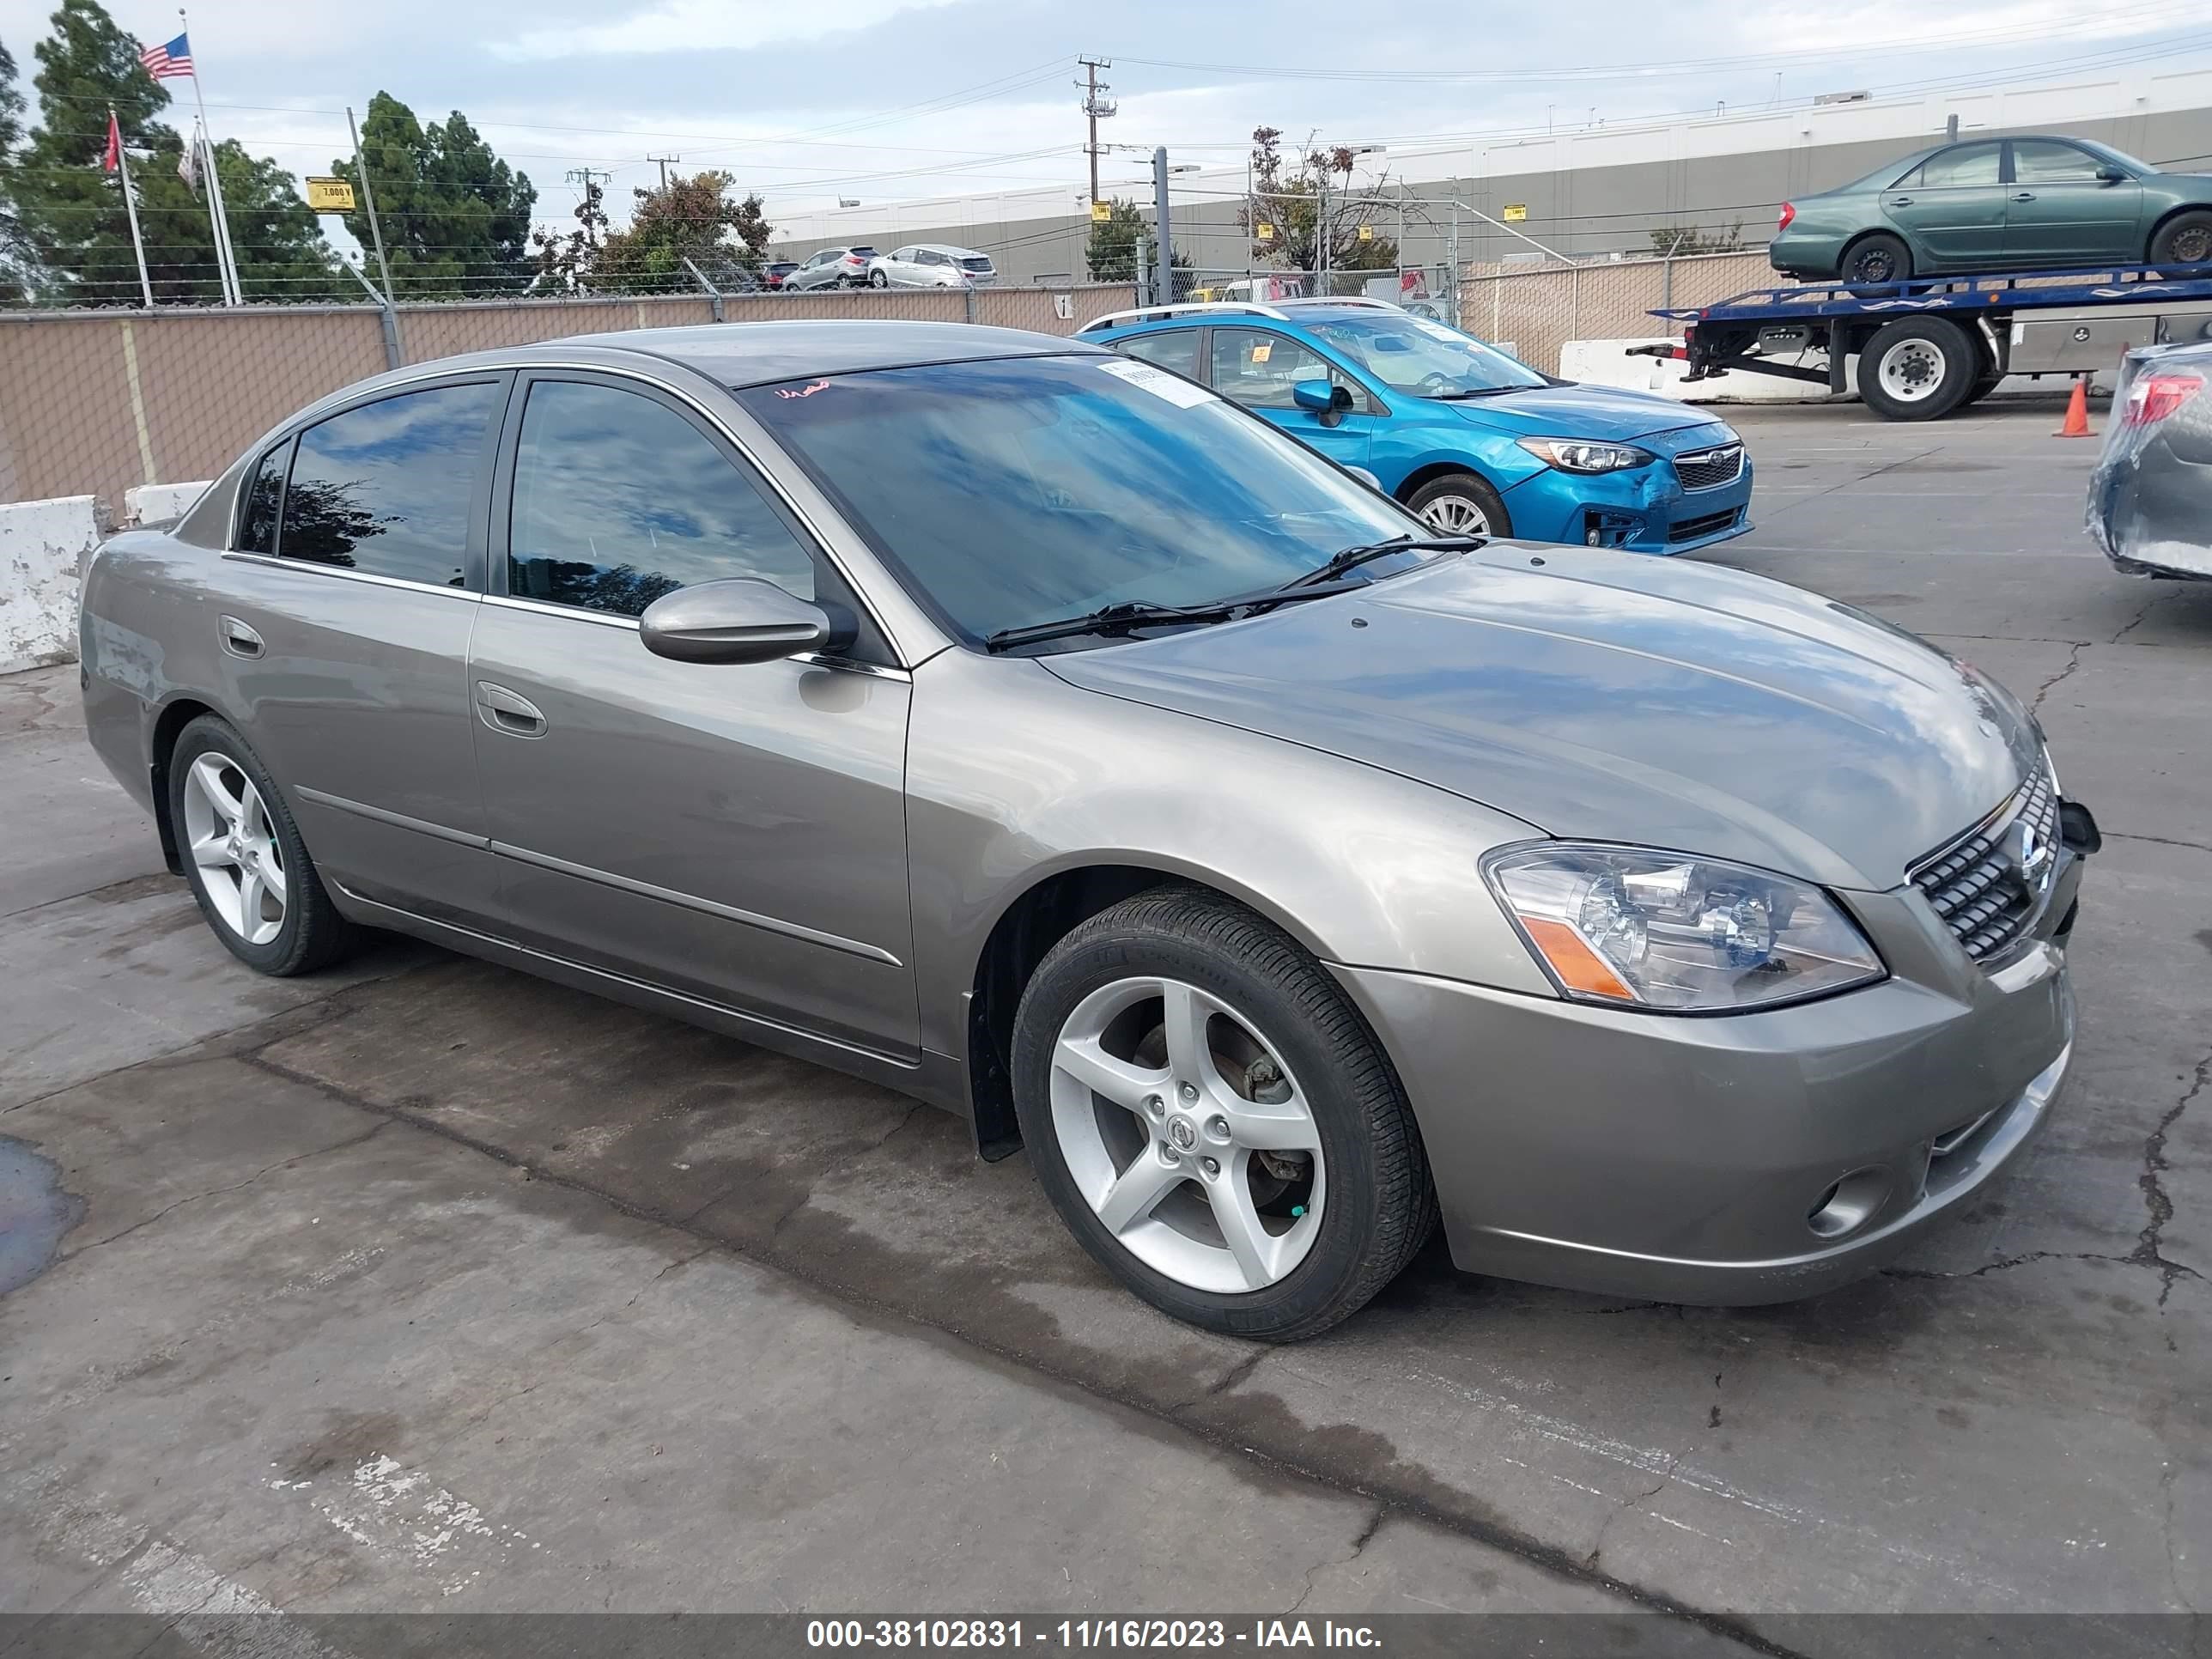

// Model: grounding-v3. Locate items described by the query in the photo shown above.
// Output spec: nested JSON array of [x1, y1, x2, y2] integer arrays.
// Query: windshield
[[1303, 314, 1546, 397], [738, 354, 1425, 646]]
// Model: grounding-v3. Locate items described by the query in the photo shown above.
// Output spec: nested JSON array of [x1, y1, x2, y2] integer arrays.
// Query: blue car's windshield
[[738, 354, 1425, 646], [1304, 314, 1546, 398]]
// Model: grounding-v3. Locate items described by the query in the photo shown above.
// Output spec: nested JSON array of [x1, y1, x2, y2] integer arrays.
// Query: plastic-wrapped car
[[2087, 340, 2212, 579]]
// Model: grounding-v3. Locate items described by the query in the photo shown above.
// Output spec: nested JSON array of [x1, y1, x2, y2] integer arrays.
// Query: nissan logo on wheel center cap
[[1167, 1115, 1199, 1152]]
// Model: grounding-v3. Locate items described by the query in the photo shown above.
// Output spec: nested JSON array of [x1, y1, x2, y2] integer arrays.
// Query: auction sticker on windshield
[[1097, 357, 1218, 408]]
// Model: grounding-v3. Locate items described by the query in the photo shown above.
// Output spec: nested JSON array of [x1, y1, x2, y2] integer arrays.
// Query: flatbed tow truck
[[1628, 261, 2212, 421]]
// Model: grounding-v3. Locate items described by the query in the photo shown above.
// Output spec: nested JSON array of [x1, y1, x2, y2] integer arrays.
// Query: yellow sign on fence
[[1356, 223, 1374, 242], [1502, 203, 1528, 222], [1256, 222, 1275, 240], [305, 177, 356, 213], [1090, 199, 1111, 222]]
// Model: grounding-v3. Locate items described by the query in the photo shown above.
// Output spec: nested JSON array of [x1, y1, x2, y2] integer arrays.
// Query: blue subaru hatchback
[[1079, 299, 1753, 553]]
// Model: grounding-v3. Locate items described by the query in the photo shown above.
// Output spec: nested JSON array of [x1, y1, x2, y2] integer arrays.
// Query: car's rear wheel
[[1012, 887, 1436, 1341], [2149, 210, 2212, 268], [170, 714, 356, 975], [1842, 232, 1911, 287], [868, 268, 890, 288], [1407, 472, 1510, 538], [1859, 317, 1978, 422]]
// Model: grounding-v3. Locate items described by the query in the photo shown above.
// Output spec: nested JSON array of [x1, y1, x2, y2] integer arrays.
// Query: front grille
[[1668, 507, 1742, 543], [1910, 769, 2061, 963], [1673, 444, 1745, 490]]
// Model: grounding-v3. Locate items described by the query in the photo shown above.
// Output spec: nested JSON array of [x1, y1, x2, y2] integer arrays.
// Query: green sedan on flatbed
[[1770, 135, 2212, 283]]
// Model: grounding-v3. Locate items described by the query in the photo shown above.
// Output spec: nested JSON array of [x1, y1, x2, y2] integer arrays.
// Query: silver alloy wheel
[[181, 751, 288, 946], [1049, 975, 1325, 1294], [1875, 337, 1947, 404], [1418, 494, 1492, 535]]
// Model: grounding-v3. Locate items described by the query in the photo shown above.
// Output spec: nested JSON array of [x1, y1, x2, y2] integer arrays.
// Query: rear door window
[[1117, 330, 1200, 376], [1899, 143, 2002, 189], [236, 441, 289, 554], [281, 382, 501, 586]]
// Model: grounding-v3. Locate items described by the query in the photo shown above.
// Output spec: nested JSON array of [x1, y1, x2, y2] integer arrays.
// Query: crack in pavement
[[1281, 1503, 1385, 1617], [2029, 641, 2087, 713], [2112, 593, 2162, 643], [64, 1122, 391, 1255], [2106, 832, 2212, 855], [2135, 1057, 2210, 1310]]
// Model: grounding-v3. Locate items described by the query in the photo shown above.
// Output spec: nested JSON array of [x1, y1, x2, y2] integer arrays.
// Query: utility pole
[[1152, 146, 1173, 307], [1078, 58, 1115, 207], [647, 154, 680, 191]]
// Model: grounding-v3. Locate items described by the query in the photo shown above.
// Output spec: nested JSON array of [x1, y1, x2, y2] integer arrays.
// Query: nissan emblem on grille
[[1908, 770, 2060, 963]]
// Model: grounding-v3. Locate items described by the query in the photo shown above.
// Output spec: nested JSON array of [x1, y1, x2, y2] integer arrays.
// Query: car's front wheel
[[169, 714, 356, 975], [1012, 887, 1436, 1340], [1407, 472, 1510, 538], [2150, 210, 2212, 267]]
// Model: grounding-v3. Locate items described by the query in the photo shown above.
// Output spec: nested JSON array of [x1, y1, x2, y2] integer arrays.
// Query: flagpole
[[178, 8, 241, 305], [112, 106, 155, 307]]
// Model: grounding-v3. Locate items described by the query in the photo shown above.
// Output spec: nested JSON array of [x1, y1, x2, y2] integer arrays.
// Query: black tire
[[167, 714, 357, 976], [1012, 886, 1437, 1341], [1958, 369, 2004, 409], [867, 268, 890, 288], [1405, 471, 1512, 538], [1857, 316, 1978, 422], [2149, 210, 2212, 268], [1841, 232, 1912, 287]]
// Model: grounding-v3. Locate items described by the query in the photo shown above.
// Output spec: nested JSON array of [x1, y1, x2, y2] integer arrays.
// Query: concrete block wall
[[2, 495, 103, 675]]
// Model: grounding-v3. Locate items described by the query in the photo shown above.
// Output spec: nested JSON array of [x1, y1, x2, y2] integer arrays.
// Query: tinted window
[[507, 380, 816, 617], [1902, 143, 2002, 189], [237, 441, 289, 555], [281, 383, 497, 585], [738, 355, 1421, 646], [1212, 328, 1364, 411], [1117, 331, 1200, 375], [2013, 140, 2105, 184]]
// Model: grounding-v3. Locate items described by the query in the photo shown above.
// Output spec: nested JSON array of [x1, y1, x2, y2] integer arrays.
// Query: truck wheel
[[2149, 211, 2212, 267], [1958, 369, 2004, 409], [1859, 317, 1977, 422], [1842, 233, 1911, 287]]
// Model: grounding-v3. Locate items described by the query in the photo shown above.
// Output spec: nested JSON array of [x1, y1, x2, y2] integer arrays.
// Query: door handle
[[1887, 195, 1914, 207], [475, 680, 546, 738], [2012, 191, 2036, 203], [218, 616, 264, 658]]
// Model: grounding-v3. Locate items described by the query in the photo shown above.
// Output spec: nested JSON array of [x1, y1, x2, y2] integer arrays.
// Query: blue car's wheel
[[1407, 472, 1510, 538]]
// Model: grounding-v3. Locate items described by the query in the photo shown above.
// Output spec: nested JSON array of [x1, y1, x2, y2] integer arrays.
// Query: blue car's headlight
[[1516, 437, 1656, 474], [1483, 843, 1886, 1012]]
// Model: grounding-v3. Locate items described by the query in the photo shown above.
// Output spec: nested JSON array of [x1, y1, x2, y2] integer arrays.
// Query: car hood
[[1438, 382, 1723, 444], [1039, 548, 2042, 891]]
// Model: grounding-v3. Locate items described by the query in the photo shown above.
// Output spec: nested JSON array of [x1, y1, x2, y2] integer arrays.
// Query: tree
[[585, 170, 772, 294], [331, 92, 536, 298], [0, 36, 32, 298], [1239, 126, 1400, 286], [8, 0, 342, 304], [1648, 223, 1745, 257], [529, 174, 606, 293]]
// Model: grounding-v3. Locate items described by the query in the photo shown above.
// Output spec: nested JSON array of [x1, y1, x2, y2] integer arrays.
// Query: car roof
[[399, 321, 1105, 392], [1091, 303, 1394, 338]]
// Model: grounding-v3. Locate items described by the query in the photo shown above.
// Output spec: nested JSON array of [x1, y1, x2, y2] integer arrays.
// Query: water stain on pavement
[[0, 1136, 86, 1294]]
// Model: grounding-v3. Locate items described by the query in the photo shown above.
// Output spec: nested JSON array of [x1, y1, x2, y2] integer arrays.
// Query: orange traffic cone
[[2057, 378, 2093, 438]]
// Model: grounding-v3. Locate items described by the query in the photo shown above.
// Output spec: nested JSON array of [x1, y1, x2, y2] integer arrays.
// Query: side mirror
[[1346, 465, 1384, 491], [2096, 166, 2128, 184], [1292, 379, 1357, 414], [639, 577, 830, 665]]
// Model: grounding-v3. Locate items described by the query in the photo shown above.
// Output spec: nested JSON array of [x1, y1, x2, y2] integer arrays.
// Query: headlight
[[1484, 844, 1885, 1012], [1516, 437, 1655, 474]]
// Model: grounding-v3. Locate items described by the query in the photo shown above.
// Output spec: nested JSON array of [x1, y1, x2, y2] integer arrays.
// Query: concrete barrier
[[124, 481, 210, 528], [2, 495, 104, 675]]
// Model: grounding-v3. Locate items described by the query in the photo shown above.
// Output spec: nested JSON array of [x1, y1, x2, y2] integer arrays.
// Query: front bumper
[[1503, 453, 1755, 556], [1331, 854, 2083, 1304]]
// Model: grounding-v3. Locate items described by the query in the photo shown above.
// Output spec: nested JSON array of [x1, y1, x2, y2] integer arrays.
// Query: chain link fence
[[0, 284, 1139, 515], [1457, 251, 1775, 374]]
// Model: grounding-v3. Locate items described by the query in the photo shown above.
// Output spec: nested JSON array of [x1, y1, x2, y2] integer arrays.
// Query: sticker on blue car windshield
[[1097, 357, 1218, 409]]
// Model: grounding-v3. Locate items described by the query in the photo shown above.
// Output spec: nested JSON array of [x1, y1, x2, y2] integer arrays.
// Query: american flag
[[138, 32, 192, 79]]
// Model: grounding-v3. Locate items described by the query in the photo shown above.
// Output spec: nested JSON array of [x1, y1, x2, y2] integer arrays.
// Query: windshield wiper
[[985, 599, 1250, 653], [1279, 533, 1484, 592], [1428, 386, 1537, 400]]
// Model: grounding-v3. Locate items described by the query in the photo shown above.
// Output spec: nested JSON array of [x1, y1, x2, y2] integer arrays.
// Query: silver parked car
[[868, 243, 998, 289], [81, 322, 2095, 1340], [781, 246, 878, 291], [2088, 338, 2212, 580]]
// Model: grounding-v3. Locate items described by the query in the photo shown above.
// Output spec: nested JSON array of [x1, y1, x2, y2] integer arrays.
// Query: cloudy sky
[[3, 0, 2209, 245]]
